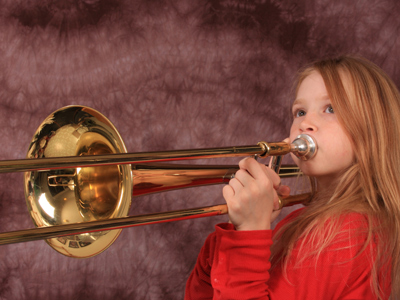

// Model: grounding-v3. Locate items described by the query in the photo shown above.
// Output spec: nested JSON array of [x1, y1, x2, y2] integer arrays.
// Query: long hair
[[271, 56, 400, 299]]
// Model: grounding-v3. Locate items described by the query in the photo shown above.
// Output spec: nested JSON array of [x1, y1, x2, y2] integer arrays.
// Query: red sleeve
[[185, 223, 273, 300], [184, 226, 218, 299]]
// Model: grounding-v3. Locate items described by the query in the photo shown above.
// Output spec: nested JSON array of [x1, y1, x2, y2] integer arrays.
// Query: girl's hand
[[222, 157, 287, 231]]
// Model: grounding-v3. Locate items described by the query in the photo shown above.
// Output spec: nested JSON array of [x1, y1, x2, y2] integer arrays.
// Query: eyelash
[[325, 105, 334, 113], [292, 105, 334, 118], [293, 109, 305, 118]]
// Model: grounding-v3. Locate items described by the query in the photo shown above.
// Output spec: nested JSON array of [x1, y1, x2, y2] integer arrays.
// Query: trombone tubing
[[0, 204, 228, 245], [0, 164, 306, 245], [0, 192, 311, 246], [0, 141, 290, 173]]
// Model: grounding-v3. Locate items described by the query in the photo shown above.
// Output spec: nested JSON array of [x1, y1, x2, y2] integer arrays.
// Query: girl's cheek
[[289, 121, 300, 136]]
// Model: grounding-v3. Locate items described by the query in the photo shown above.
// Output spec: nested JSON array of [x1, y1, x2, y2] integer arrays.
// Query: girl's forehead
[[294, 72, 330, 103]]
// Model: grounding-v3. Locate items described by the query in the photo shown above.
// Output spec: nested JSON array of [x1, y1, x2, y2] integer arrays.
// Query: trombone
[[0, 106, 317, 258]]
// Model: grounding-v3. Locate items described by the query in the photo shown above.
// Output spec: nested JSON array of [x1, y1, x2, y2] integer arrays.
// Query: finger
[[223, 177, 244, 198], [222, 184, 234, 199], [273, 191, 281, 211], [230, 176, 246, 192], [240, 157, 281, 190], [239, 157, 269, 181], [233, 169, 253, 187], [264, 167, 281, 189], [276, 184, 290, 198]]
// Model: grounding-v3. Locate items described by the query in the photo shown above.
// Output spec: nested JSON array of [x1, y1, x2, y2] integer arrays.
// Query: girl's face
[[289, 71, 354, 188]]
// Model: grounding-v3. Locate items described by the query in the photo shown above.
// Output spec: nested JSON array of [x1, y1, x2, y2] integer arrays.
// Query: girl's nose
[[299, 113, 318, 132]]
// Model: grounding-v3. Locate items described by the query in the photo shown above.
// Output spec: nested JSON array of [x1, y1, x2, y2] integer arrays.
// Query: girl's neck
[[315, 175, 340, 195]]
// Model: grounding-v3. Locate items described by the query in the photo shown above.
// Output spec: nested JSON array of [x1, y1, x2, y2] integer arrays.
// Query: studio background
[[0, 0, 399, 299]]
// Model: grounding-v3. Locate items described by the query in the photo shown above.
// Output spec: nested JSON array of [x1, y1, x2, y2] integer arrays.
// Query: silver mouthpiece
[[291, 134, 318, 161]]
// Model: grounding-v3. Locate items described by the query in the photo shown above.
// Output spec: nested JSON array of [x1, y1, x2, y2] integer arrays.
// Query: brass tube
[[0, 194, 311, 246], [131, 163, 301, 196], [0, 204, 229, 245], [0, 144, 273, 173], [0, 163, 308, 246]]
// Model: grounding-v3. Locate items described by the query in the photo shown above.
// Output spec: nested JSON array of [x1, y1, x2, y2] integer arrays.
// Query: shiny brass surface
[[0, 162, 307, 249], [24, 106, 132, 258], [131, 163, 301, 196], [0, 105, 317, 258], [0, 143, 268, 173], [0, 134, 315, 174], [0, 204, 230, 245]]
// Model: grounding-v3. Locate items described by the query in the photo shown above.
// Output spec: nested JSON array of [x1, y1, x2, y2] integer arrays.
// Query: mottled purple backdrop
[[0, 0, 399, 299]]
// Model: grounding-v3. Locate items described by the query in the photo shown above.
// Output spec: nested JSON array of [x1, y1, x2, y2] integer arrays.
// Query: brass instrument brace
[[257, 141, 292, 158]]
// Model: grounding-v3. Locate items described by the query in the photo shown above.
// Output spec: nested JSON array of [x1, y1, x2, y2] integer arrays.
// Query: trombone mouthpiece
[[291, 134, 317, 161]]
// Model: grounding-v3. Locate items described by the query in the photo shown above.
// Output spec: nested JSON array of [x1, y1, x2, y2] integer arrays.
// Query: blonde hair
[[271, 55, 400, 299]]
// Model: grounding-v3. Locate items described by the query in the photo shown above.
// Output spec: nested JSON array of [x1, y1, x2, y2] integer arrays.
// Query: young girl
[[185, 55, 400, 299]]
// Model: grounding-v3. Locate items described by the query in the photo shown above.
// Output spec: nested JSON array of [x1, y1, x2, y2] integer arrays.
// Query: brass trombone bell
[[0, 106, 317, 258]]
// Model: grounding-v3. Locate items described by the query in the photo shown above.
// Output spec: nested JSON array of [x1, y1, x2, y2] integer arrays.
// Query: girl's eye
[[325, 105, 334, 114], [294, 109, 306, 117]]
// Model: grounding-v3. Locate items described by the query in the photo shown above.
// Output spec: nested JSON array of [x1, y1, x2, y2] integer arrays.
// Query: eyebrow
[[292, 95, 331, 108], [291, 98, 305, 110], [292, 98, 302, 107]]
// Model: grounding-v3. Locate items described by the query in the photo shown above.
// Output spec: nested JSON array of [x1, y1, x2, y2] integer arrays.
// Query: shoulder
[[337, 211, 370, 230], [327, 212, 372, 249], [291, 211, 375, 266], [270, 212, 381, 299]]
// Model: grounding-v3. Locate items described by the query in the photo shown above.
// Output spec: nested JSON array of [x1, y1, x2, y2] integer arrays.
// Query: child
[[185, 55, 400, 299]]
